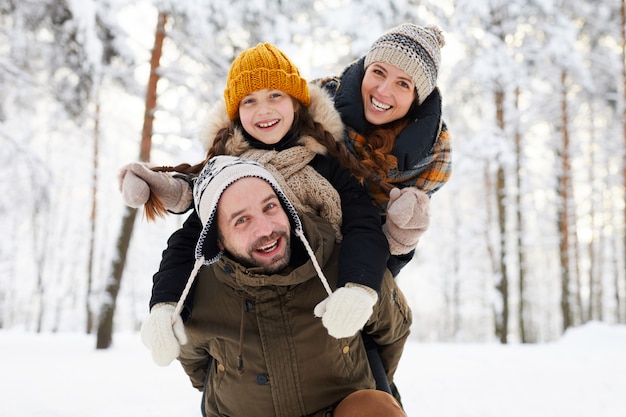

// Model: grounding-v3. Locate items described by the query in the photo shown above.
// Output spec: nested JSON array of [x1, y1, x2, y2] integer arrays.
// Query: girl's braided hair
[[143, 101, 371, 221]]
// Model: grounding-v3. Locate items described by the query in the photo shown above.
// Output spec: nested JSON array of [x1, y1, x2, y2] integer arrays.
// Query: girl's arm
[[119, 162, 193, 214], [150, 211, 203, 322], [139, 211, 203, 365]]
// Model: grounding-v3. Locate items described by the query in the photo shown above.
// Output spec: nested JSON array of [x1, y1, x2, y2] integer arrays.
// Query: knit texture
[[241, 146, 343, 241], [172, 155, 335, 323], [193, 155, 302, 264], [200, 86, 345, 241], [364, 23, 445, 105], [224, 42, 311, 120]]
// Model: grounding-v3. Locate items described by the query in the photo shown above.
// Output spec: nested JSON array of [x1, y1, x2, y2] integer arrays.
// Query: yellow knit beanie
[[224, 43, 311, 120]]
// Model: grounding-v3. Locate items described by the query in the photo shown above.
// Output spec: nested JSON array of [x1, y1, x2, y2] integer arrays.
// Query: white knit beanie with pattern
[[364, 23, 445, 105], [172, 155, 333, 319]]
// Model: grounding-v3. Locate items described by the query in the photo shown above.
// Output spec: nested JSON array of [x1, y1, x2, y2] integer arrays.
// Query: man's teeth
[[257, 240, 278, 253], [258, 119, 279, 128], [372, 97, 391, 111]]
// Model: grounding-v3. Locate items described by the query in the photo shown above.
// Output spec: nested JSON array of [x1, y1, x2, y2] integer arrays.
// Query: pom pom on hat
[[224, 43, 311, 120], [364, 23, 445, 105]]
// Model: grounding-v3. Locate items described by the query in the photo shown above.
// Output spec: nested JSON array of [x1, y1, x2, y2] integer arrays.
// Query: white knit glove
[[140, 303, 188, 366], [383, 187, 430, 255], [314, 283, 378, 338], [118, 162, 192, 213]]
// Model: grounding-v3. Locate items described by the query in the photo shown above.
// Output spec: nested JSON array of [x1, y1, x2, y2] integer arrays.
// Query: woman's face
[[238, 89, 298, 145], [361, 62, 416, 126]]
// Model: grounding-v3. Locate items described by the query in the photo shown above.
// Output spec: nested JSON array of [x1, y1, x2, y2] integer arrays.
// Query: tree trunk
[[86, 90, 100, 335], [615, 0, 626, 323], [557, 70, 573, 333], [586, 105, 599, 322], [96, 206, 138, 348], [96, 11, 167, 349], [483, 161, 500, 338], [33, 206, 49, 333], [513, 87, 529, 342], [494, 89, 509, 344]]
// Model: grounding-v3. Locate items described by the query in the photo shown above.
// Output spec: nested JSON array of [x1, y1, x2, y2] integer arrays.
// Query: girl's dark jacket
[[179, 212, 412, 417], [150, 86, 389, 319]]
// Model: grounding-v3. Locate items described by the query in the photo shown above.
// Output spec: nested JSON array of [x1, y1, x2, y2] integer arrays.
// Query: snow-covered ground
[[2, 322, 625, 417]]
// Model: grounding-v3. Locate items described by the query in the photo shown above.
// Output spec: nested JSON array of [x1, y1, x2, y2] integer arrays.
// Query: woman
[[317, 24, 451, 398], [314, 23, 451, 275]]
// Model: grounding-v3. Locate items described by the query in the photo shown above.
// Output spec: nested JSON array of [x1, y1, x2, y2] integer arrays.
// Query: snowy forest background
[[1, 0, 625, 349]]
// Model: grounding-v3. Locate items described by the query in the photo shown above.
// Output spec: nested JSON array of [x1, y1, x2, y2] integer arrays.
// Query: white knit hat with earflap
[[172, 155, 333, 318], [193, 155, 302, 265]]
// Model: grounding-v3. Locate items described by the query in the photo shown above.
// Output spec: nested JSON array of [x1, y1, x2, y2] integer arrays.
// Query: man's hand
[[118, 162, 192, 213], [314, 284, 378, 338], [140, 303, 188, 366], [383, 187, 430, 255]]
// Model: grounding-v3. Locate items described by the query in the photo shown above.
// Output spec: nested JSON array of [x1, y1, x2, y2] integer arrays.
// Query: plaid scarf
[[348, 122, 451, 211], [314, 59, 452, 212]]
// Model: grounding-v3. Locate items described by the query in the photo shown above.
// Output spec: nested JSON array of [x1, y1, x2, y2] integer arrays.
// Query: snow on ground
[[1, 321, 625, 416]]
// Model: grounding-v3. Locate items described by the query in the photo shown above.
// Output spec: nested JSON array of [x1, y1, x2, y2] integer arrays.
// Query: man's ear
[[217, 238, 225, 251]]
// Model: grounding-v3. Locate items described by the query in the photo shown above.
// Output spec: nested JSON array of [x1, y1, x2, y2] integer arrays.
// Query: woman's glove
[[118, 162, 192, 213], [314, 283, 378, 338], [139, 303, 188, 366], [383, 187, 430, 255]]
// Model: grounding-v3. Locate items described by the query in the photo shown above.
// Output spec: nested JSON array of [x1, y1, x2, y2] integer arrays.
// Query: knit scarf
[[240, 146, 343, 242]]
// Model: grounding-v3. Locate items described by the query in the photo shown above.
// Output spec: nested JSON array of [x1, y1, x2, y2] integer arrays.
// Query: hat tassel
[[173, 256, 205, 322], [295, 228, 333, 297]]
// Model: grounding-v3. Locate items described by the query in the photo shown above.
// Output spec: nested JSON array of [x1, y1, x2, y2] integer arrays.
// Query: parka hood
[[199, 84, 345, 157]]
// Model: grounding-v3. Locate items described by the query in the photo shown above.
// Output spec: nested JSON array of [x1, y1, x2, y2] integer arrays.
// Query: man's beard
[[226, 231, 292, 274]]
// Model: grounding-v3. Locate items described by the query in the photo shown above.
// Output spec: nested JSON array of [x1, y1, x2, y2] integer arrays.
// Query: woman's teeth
[[372, 97, 391, 111]]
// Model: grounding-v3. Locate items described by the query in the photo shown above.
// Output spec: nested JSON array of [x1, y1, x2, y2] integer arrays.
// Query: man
[[147, 155, 411, 417]]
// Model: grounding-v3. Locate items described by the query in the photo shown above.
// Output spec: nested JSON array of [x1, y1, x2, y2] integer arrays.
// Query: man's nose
[[254, 216, 274, 237]]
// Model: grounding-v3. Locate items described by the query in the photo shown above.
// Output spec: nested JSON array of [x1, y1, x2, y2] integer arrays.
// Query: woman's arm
[[311, 154, 389, 293]]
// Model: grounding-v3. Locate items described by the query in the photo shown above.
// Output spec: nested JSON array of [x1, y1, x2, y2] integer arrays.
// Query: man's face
[[217, 177, 291, 273], [238, 89, 298, 146]]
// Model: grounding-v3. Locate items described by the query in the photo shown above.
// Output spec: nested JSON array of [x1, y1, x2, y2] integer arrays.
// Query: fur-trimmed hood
[[197, 84, 346, 243], [199, 84, 345, 156]]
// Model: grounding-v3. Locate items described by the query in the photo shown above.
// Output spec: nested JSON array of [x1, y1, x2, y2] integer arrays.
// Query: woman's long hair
[[352, 99, 419, 197]]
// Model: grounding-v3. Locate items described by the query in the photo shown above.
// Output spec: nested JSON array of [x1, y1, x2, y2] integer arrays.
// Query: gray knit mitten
[[118, 162, 192, 213], [383, 187, 430, 255]]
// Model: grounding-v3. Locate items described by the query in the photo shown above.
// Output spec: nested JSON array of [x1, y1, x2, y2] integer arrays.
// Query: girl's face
[[361, 62, 416, 126], [238, 89, 298, 145]]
